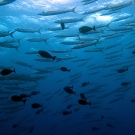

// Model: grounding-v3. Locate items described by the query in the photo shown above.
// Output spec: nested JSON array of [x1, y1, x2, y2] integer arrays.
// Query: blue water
[[0, 0, 135, 135]]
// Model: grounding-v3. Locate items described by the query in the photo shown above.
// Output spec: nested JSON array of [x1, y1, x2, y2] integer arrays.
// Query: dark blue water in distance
[[0, 0, 135, 135]]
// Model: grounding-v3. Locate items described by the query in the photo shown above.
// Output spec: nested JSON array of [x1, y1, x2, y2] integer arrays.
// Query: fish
[[37, 6, 77, 16], [82, 81, 89, 86], [92, 127, 99, 131], [0, 31, 15, 38], [0, 68, 15, 76], [27, 38, 48, 44], [78, 99, 91, 105], [67, 104, 72, 109], [12, 124, 19, 128], [64, 85, 73, 90], [132, 50, 135, 54], [11, 95, 26, 104], [31, 103, 42, 108], [11, 60, 32, 68], [121, 81, 131, 86], [36, 108, 43, 115], [62, 111, 71, 115], [82, 6, 106, 14], [74, 108, 80, 112], [38, 50, 56, 61], [64, 89, 76, 95], [0, 43, 19, 51], [20, 94, 31, 98], [0, 0, 16, 6], [79, 26, 95, 33], [47, 26, 69, 31], [107, 123, 115, 128], [29, 126, 34, 133], [131, 99, 135, 103], [117, 68, 128, 73], [15, 28, 41, 34], [80, 93, 87, 100], [31, 91, 40, 96], [60, 67, 70, 72], [54, 17, 84, 23]]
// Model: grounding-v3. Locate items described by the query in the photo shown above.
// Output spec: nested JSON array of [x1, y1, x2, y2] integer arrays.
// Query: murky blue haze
[[0, 0, 135, 135]]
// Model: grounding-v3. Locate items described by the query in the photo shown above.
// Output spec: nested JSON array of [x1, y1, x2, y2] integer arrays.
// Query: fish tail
[[68, 69, 71, 72], [52, 56, 56, 61], [72, 6, 77, 13], [9, 31, 15, 38], [23, 99, 26, 104], [18, 38, 22, 44], [89, 102, 91, 106], [38, 28, 42, 34], [93, 26, 96, 31], [74, 92, 76, 95], [15, 46, 19, 51]]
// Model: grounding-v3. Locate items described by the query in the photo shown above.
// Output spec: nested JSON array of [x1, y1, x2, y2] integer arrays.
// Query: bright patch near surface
[[48, 0, 70, 4]]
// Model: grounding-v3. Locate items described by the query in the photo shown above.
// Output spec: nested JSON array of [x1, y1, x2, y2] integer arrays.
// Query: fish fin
[[72, 6, 77, 13], [18, 38, 22, 44], [38, 27, 42, 34], [52, 56, 56, 61], [15, 46, 19, 51], [68, 69, 71, 72], [9, 31, 15, 38]]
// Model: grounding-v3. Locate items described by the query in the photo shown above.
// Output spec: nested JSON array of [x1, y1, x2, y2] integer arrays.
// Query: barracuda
[[72, 41, 97, 49], [82, 6, 107, 15], [54, 17, 84, 23], [107, 0, 134, 10], [15, 28, 42, 34], [47, 26, 69, 31], [0, 43, 19, 51], [11, 60, 32, 68], [49, 49, 72, 53], [38, 6, 77, 16]]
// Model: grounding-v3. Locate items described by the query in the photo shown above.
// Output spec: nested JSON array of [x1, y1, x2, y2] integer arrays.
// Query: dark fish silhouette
[[20, 94, 31, 98], [0, 68, 15, 76], [79, 26, 95, 33], [60, 67, 70, 72], [132, 50, 135, 54], [82, 81, 89, 86], [92, 127, 99, 131], [29, 126, 34, 133], [31, 103, 42, 108], [107, 123, 115, 128], [31, 91, 40, 96], [62, 111, 71, 115], [117, 68, 128, 73], [64, 89, 76, 95], [74, 108, 80, 112], [64, 85, 73, 91], [80, 93, 87, 100], [11, 95, 26, 104], [131, 99, 135, 103], [67, 104, 72, 109], [12, 124, 19, 128], [78, 99, 91, 105], [121, 81, 131, 86], [38, 50, 56, 60]]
